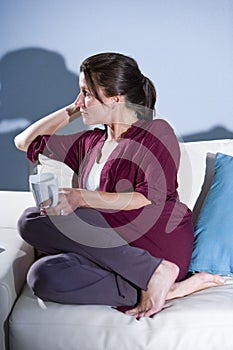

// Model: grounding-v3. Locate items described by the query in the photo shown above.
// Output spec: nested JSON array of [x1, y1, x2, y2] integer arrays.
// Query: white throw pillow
[[38, 154, 74, 188]]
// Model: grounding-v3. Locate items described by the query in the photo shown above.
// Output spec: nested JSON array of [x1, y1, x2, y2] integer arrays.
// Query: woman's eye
[[83, 90, 90, 97]]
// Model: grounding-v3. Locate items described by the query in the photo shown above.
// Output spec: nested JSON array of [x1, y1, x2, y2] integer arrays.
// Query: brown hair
[[80, 52, 156, 120]]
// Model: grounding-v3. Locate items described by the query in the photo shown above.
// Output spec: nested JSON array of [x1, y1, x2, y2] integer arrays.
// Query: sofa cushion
[[9, 281, 233, 350], [189, 153, 233, 275]]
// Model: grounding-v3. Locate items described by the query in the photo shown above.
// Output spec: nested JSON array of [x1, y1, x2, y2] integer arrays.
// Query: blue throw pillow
[[189, 152, 233, 276]]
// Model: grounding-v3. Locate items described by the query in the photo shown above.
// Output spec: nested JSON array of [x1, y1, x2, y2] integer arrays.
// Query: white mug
[[29, 173, 58, 208]]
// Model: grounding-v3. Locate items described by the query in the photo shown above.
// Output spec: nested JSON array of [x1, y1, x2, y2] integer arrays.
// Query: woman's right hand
[[66, 100, 80, 117], [65, 95, 82, 122]]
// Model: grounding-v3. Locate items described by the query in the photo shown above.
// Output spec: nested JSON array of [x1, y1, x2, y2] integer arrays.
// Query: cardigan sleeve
[[27, 130, 91, 172]]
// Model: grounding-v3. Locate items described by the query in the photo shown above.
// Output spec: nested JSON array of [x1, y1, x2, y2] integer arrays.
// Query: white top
[[86, 140, 119, 191]]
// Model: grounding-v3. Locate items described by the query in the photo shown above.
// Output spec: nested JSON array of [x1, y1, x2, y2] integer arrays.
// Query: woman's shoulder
[[149, 118, 174, 133], [136, 118, 175, 139]]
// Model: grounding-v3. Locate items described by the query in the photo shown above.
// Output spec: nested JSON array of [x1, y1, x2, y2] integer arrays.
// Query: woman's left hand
[[42, 188, 84, 216]]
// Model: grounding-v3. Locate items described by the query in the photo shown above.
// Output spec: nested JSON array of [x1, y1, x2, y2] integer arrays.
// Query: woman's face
[[75, 72, 114, 126]]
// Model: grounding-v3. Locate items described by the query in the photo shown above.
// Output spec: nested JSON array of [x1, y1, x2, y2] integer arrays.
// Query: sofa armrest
[[0, 191, 35, 350]]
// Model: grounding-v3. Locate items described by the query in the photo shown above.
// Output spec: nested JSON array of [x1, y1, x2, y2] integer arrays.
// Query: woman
[[15, 52, 224, 318]]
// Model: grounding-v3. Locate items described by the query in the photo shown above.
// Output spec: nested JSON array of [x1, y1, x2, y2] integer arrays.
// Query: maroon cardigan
[[28, 119, 194, 280]]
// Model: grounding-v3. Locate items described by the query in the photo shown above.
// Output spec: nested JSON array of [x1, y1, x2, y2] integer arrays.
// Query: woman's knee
[[17, 207, 40, 242], [27, 256, 59, 300]]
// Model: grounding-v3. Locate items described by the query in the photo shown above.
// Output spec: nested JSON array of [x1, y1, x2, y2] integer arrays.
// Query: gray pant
[[18, 207, 161, 307]]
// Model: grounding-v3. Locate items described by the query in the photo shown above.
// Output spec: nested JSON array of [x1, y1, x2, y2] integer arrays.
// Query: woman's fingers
[[41, 188, 82, 216], [42, 191, 72, 216]]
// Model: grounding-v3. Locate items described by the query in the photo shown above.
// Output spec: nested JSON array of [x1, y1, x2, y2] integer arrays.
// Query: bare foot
[[126, 260, 179, 318], [167, 272, 225, 300]]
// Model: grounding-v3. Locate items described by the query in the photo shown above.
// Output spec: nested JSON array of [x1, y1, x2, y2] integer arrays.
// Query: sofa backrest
[[0, 191, 34, 229], [2, 139, 233, 229], [178, 139, 233, 222]]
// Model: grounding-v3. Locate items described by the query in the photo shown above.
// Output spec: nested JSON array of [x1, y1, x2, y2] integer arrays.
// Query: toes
[[214, 275, 225, 284], [126, 303, 154, 319], [199, 272, 225, 285], [126, 304, 148, 318], [144, 305, 163, 317], [126, 307, 140, 317]]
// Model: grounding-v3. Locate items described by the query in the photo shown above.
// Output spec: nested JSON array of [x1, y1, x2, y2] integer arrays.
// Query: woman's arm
[[44, 188, 152, 216], [78, 189, 152, 211], [14, 103, 81, 152]]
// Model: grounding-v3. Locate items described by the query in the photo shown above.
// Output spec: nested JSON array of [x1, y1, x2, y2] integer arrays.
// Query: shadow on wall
[[0, 47, 85, 191], [181, 126, 233, 142]]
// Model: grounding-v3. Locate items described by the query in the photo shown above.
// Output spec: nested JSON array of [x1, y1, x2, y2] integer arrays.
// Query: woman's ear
[[112, 95, 124, 104], [111, 96, 119, 103]]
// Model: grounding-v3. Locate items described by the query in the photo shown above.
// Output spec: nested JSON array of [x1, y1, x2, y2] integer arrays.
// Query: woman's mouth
[[80, 111, 88, 116]]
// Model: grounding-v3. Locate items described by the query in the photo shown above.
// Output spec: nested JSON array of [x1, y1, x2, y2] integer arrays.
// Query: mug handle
[[48, 184, 58, 207]]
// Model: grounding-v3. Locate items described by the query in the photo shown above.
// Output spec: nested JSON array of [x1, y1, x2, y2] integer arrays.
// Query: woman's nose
[[74, 93, 85, 108]]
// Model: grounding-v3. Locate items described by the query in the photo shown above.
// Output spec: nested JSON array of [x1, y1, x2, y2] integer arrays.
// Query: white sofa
[[1, 139, 233, 350]]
